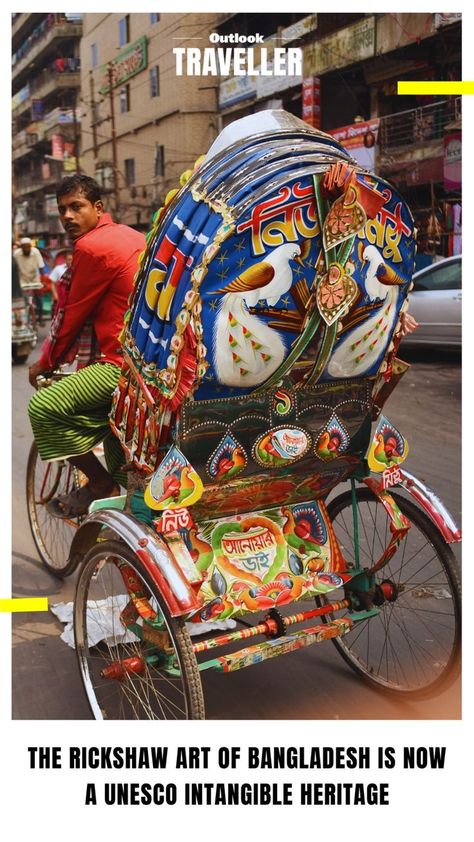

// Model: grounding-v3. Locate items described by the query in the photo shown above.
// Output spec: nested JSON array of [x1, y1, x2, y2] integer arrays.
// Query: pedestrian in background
[[49, 250, 73, 303], [13, 236, 46, 325]]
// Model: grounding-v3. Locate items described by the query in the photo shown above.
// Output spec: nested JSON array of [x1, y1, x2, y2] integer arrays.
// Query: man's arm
[[29, 359, 50, 388], [39, 246, 112, 369]]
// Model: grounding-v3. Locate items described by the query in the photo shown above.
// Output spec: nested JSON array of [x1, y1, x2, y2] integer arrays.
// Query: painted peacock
[[327, 244, 407, 379], [214, 242, 304, 388]]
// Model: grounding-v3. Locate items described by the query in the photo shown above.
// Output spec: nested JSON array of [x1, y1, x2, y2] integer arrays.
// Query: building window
[[150, 13, 160, 24], [150, 66, 160, 98], [120, 84, 130, 113], [91, 43, 98, 68], [119, 15, 130, 47], [154, 144, 165, 178], [95, 164, 114, 191], [125, 158, 136, 187]]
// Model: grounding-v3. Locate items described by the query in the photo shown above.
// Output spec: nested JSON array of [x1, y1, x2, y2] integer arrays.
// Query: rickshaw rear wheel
[[26, 442, 83, 577], [321, 487, 461, 699], [74, 540, 205, 720]]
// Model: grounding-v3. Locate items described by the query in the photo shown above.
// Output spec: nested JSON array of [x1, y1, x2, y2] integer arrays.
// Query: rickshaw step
[[198, 617, 353, 673], [346, 608, 381, 621]]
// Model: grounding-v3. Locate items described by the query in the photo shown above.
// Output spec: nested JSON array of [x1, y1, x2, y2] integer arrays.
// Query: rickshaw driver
[[28, 174, 146, 518]]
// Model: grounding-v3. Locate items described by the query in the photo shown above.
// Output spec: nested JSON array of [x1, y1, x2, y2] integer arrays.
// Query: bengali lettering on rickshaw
[[221, 527, 277, 573], [156, 507, 193, 534], [358, 189, 412, 263], [236, 181, 320, 256]]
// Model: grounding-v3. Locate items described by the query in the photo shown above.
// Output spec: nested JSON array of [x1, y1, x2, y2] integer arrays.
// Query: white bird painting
[[327, 243, 406, 379], [213, 242, 306, 387]]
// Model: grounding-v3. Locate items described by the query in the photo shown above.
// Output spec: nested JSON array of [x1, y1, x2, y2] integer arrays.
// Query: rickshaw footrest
[[198, 617, 353, 673], [346, 608, 380, 621]]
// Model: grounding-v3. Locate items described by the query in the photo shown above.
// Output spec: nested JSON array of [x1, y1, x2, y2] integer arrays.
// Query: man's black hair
[[56, 174, 103, 204]]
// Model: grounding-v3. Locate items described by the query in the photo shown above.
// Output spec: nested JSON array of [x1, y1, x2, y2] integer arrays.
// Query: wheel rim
[[75, 547, 193, 720], [326, 490, 461, 695], [27, 447, 81, 572]]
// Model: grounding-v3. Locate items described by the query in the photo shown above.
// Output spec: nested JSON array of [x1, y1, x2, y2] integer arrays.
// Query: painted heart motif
[[211, 515, 287, 585]]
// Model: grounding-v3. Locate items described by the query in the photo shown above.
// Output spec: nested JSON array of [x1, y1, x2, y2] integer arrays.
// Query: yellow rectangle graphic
[[0, 598, 49, 613], [398, 81, 474, 95]]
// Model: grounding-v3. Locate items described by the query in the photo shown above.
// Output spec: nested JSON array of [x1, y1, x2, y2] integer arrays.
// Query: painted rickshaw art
[[35, 111, 459, 719]]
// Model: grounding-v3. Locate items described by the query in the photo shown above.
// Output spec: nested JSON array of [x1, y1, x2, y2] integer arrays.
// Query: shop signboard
[[45, 194, 60, 217], [100, 36, 148, 94], [304, 16, 375, 77], [255, 54, 303, 99], [51, 134, 65, 160], [444, 130, 462, 191], [219, 75, 257, 108], [377, 14, 435, 54], [435, 13, 462, 28], [302, 76, 321, 129], [327, 118, 380, 170], [281, 14, 317, 45]]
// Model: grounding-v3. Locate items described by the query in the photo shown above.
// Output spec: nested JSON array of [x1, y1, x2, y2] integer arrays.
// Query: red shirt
[[40, 214, 145, 368]]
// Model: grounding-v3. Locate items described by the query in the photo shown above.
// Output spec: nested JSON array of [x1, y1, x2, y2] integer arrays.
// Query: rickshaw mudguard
[[363, 470, 461, 544], [68, 508, 202, 617]]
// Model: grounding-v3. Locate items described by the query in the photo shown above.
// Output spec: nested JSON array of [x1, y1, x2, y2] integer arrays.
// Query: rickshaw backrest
[[110, 111, 415, 510]]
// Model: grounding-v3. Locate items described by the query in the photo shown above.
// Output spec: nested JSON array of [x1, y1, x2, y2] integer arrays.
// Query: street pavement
[[11, 330, 461, 720]]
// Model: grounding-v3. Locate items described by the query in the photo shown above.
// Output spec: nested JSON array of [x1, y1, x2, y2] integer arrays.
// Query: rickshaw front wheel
[[26, 442, 83, 577]]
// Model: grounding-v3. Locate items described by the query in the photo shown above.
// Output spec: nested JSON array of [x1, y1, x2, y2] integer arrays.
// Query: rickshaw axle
[[192, 599, 351, 655]]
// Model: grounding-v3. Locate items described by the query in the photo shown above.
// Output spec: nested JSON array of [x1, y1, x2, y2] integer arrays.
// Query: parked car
[[401, 255, 461, 348]]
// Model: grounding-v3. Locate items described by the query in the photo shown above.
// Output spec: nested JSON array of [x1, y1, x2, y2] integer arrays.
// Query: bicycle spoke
[[326, 488, 461, 696]]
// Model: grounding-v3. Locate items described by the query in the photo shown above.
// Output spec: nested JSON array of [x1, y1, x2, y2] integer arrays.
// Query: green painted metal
[[351, 477, 361, 570], [347, 608, 381, 621]]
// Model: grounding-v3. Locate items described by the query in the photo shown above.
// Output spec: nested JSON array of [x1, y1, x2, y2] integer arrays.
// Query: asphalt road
[[11, 334, 461, 720]]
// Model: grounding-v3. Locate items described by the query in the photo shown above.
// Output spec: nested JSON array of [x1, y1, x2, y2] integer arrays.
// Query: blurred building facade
[[12, 12, 461, 256], [79, 12, 220, 230], [215, 11, 462, 258], [12, 12, 83, 247]]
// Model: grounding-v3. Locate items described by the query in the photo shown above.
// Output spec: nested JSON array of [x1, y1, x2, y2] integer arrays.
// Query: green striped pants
[[28, 362, 126, 485]]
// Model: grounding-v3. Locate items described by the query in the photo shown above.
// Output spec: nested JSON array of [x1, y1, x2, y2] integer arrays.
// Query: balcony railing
[[12, 71, 81, 118], [379, 97, 461, 151], [12, 16, 82, 81]]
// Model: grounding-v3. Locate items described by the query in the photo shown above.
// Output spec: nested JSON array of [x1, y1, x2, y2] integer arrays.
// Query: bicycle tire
[[74, 539, 205, 720], [321, 486, 461, 699], [26, 441, 82, 577]]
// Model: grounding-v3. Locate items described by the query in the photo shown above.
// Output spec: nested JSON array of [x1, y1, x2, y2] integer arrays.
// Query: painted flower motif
[[319, 277, 345, 310], [327, 201, 354, 236]]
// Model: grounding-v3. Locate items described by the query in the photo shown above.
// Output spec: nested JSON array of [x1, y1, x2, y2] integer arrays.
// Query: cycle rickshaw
[[27, 112, 461, 719]]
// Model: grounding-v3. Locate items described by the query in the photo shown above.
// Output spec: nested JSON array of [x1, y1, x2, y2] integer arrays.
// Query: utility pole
[[72, 87, 81, 174], [89, 70, 99, 165], [107, 62, 120, 220]]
